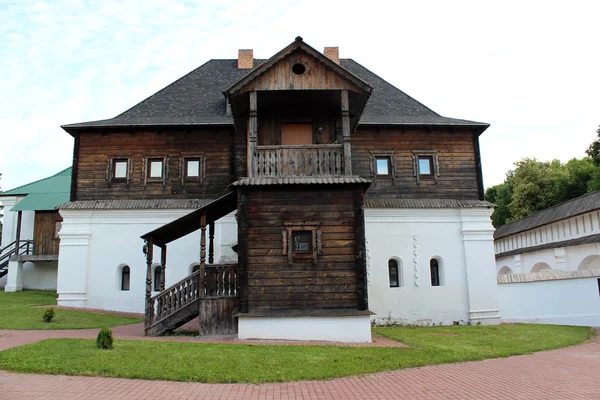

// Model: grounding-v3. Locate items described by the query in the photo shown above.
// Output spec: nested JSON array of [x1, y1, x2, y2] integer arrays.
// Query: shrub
[[96, 327, 114, 350], [42, 307, 55, 323]]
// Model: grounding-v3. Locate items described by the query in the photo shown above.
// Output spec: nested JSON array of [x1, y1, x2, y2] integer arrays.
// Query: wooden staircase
[[145, 264, 238, 336], [0, 240, 34, 278]]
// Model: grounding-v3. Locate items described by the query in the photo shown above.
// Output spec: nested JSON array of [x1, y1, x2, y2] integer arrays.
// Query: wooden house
[[57, 37, 500, 341]]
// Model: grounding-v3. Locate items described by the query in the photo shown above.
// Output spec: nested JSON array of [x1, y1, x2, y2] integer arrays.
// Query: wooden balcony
[[252, 144, 345, 177]]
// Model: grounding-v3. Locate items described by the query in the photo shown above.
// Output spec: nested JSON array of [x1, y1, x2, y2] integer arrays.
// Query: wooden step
[[145, 298, 200, 336]]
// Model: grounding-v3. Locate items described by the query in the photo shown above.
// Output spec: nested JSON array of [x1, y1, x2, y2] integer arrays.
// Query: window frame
[[282, 222, 322, 264], [375, 157, 392, 176], [181, 156, 205, 184], [144, 157, 167, 185], [412, 150, 440, 184], [291, 231, 313, 253], [430, 258, 443, 287], [108, 157, 132, 185], [388, 258, 401, 288], [120, 265, 131, 291], [369, 150, 396, 183], [152, 264, 163, 292]]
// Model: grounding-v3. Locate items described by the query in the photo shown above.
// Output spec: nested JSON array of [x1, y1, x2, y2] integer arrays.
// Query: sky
[[1, 0, 599, 193]]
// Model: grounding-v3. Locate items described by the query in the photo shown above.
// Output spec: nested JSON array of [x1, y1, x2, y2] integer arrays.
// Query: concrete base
[[4, 261, 23, 292], [238, 315, 372, 342], [57, 292, 87, 308], [4, 284, 23, 292]]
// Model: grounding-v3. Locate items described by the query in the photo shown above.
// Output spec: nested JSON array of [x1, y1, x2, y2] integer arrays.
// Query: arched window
[[430, 258, 442, 286], [531, 262, 551, 273], [388, 258, 402, 287], [120, 265, 130, 291], [498, 266, 513, 275], [153, 264, 163, 291]]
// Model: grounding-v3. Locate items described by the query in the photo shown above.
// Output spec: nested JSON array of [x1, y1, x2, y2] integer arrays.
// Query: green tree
[[585, 125, 600, 166], [485, 179, 513, 227]]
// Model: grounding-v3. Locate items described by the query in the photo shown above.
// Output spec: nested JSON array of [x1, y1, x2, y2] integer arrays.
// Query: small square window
[[186, 159, 200, 177], [113, 160, 128, 179], [148, 159, 163, 178], [376, 157, 390, 175], [292, 231, 312, 252], [419, 157, 433, 175]]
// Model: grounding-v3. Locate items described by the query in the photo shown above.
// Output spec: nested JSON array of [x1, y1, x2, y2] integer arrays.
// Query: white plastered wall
[[366, 207, 499, 326], [498, 276, 600, 326], [57, 208, 237, 313]]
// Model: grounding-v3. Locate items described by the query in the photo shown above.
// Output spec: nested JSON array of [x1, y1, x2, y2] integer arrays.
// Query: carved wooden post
[[14, 211, 22, 254], [208, 222, 215, 264], [248, 91, 258, 177], [200, 214, 207, 265], [160, 245, 167, 291], [143, 237, 154, 330], [341, 90, 352, 175]]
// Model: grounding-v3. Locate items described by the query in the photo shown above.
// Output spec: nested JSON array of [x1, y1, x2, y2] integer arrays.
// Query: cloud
[[0, 0, 599, 192]]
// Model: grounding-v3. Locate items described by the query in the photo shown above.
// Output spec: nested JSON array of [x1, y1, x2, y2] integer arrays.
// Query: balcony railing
[[253, 144, 344, 177]]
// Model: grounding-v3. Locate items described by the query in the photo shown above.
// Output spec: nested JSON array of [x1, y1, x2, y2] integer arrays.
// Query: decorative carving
[[282, 221, 321, 264], [413, 235, 419, 287]]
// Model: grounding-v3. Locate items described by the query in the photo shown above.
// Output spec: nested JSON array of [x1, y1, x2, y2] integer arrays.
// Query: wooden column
[[354, 188, 368, 310], [200, 214, 207, 265], [14, 211, 22, 254], [208, 222, 215, 264], [144, 237, 154, 329], [237, 189, 249, 313], [160, 245, 167, 291], [248, 91, 258, 177], [341, 90, 352, 175]]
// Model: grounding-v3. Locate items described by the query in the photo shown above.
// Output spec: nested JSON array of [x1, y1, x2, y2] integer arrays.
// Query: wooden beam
[[237, 189, 249, 313], [14, 211, 22, 254], [354, 188, 368, 310], [341, 90, 352, 175], [70, 132, 80, 202], [208, 222, 215, 264], [248, 91, 258, 177]]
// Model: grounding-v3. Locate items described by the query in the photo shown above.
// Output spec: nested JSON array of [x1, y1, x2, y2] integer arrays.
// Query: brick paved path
[[0, 328, 598, 399]]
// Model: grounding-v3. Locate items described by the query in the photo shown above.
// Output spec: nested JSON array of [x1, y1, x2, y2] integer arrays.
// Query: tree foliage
[[487, 126, 600, 226]]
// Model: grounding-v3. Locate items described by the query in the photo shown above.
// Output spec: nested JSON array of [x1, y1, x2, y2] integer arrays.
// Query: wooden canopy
[[140, 192, 236, 246]]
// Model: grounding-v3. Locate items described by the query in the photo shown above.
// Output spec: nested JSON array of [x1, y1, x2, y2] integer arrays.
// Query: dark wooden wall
[[352, 127, 481, 199], [240, 186, 364, 311], [34, 211, 62, 255], [75, 128, 244, 200]]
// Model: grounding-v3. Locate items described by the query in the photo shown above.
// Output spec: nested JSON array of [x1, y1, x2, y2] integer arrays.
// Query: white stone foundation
[[238, 315, 373, 342]]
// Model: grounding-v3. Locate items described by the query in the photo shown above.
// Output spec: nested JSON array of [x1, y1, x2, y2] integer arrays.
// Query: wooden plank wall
[[243, 186, 361, 310], [34, 211, 62, 255], [239, 51, 360, 93], [352, 127, 480, 199], [75, 128, 240, 200]]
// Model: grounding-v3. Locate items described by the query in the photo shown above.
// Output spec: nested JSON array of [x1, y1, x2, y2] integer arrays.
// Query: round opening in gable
[[292, 63, 306, 75]]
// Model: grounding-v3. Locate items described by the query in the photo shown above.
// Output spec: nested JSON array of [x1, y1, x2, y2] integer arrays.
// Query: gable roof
[[0, 167, 71, 211], [494, 190, 600, 239], [225, 37, 372, 96], [62, 42, 488, 134]]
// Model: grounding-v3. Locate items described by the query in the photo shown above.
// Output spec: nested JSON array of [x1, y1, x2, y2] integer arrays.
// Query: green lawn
[[0, 324, 591, 383], [0, 290, 143, 330]]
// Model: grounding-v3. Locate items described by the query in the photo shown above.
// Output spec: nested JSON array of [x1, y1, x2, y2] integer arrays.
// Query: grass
[[0, 324, 591, 383], [0, 290, 143, 330]]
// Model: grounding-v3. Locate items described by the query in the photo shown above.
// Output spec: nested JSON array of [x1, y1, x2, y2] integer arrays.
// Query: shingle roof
[[494, 190, 600, 239], [495, 232, 600, 259], [59, 199, 215, 210], [62, 58, 488, 132], [231, 176, 371, 186], [364, 198, 493, 209], [1, 167, 71, 212]]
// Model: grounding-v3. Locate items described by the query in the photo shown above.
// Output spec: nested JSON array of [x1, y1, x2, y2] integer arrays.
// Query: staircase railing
[[146, 270, 200, 328], [144, 263, 239, 330], [0, 240, 34, 270]]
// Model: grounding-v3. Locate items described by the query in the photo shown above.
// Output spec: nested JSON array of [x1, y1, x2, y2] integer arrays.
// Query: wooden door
[[281, 124, 313, 145], [34, 211, 62, 255]]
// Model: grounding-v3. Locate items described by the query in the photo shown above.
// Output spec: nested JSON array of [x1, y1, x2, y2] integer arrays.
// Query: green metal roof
[[0, 167, 71, 211]]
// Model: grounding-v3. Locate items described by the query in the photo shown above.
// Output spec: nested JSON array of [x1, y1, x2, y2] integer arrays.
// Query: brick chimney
[[324, 47, 339, 64], [238, 49, 254, 69]]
